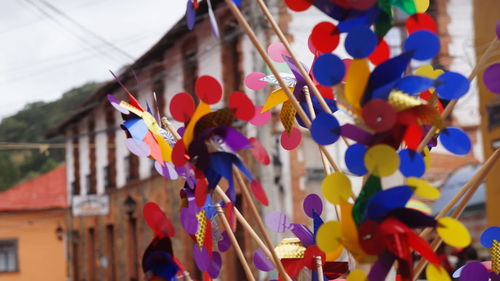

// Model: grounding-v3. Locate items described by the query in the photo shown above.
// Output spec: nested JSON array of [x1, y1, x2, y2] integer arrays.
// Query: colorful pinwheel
[[453, 226, 500, 281]]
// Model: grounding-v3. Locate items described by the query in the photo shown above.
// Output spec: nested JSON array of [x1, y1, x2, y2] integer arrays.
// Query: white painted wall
[[114, 109, 128, 188], [94, 106, 108, 194], [78, 119, 90, 195], [65, 132, 74, 202]]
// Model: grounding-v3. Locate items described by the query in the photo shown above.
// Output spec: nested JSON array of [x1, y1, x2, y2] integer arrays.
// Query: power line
[[37, 0, 135, 61], [22, 0, 124, 63], [3, 30, 160, 75], [1, 32, 160, 84], [0, 0, 112, 36]]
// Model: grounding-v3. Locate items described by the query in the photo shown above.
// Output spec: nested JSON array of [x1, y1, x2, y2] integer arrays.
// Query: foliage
[[0, 81, 101, 191]]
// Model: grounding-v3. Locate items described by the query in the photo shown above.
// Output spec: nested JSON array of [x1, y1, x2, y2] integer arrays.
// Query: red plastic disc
[[172, 141, 188, 167], [170, 92, 195, 122], [362, 99, 397, 132], [406, 13, 437, 34], [195, 75, 222, 105], [285, 0, 312, 11], [229, 91, 255, 121], [310, 22, 340, 54], [368, 39, 390, 66], [358, 220, 385, 255]]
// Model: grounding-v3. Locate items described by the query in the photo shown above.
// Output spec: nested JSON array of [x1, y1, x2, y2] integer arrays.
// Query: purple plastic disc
[[218, 231, 231, 252], [125, 138, 150, 157], [253, 248, 275, 271], [459, 262, 489, 281], [207, 252, 222, 278], [303, 194, 323, 218], [193, 245, 210, 271], [483, 63, 500, 94], [265, 211, 290, 233], [180, 207, 198, 234]]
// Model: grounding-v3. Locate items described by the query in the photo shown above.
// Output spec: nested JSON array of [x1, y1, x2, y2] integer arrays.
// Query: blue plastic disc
[[398, 149, 426, 178], [312, 53, 345, 86], [365, 185, 413, 221], [395, 75, 434, 95], [345, 143, 368, 176], [438, 127, 471, 155], [310, 113, 341, 145], [480, 226, 500, 248], [403, 31, 440, 61], [345, 26, 377, 59], [435, 71, 470, 100]]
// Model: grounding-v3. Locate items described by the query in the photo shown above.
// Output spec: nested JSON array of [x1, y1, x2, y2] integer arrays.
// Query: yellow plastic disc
[[364, 144, 399, 177], [325, 245, 344, 261], [407, 177, 440, 200], [426, 264, 451, 281], [316, 221, 342, 253], [414, 0, 430, 13], [322, 172, 353, 205], [346, 269, 367, 281], [415, 65, 443, 79], [436, 217, 471, 248]]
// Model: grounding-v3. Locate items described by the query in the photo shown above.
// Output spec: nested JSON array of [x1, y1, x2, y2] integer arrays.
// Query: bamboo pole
[[303, 86, 333, 174], [161, 118, 275, 261], [316, 256, 324, 278], [412, 149, 500, 280], [233, 169, 293, 281], [253, 0, 333, 118], [416, 38, 499, 153], [215, 204, 257, 281], [223, 0, 341, 173], [303, 86, 343, 220]]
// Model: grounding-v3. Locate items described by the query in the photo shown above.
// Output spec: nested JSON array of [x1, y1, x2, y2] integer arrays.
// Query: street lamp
[[55, 225, 64, 241], [123, 195, 137, 217]]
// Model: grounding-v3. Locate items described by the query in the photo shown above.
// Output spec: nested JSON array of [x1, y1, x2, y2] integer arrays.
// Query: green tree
[[0, 81, 102, 190]]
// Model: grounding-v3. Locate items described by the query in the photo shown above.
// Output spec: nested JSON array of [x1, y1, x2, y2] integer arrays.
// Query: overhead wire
[[22, 0, 125, 63], [37, 0, 135, 61], [0, 0, 113, 36], [1, 32, 161, 84], [4, 29, 161, 75]]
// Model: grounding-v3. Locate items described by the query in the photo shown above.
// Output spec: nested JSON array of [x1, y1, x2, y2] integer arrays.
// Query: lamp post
[[123, 195, 137, 218], [55, 224, 64, 241]]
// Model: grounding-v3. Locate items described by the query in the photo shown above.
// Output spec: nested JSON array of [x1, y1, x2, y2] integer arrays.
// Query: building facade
[[0, 165, 67, 281], [46, 0, 494, 280]]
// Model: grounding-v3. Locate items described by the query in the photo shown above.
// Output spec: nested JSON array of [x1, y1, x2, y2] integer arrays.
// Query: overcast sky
[[0, 0, 186, 120]]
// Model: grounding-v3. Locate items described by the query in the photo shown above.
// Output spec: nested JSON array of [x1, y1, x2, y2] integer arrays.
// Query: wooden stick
[[215, 203, 257, 281], [412, 149, 500, 280], [253, 0, 332, 117], [161, 118, 275, 261], [303, 86, 333, 174], [303, 86, 343, 220], [223, 0, 341, 172], [253, 0, 355, 147], [316, 256, 324, 278], [416, 38, 499, 153], [234, 169, 293, 281]]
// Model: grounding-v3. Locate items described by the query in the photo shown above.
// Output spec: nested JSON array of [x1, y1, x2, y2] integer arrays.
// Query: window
[[127, 218, 138, 281], [306, 168, 326, 182], [0, 240, 18, 272], [124, 156, 130, 181], [221, 21, 243, 102], [103, 165, 109, 190], [85, 174, 92, 195], [182, 37, 198, 100], [87, 228, 96, 281], [106, 225, 116, 281], [71, 231, 80, 281]]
